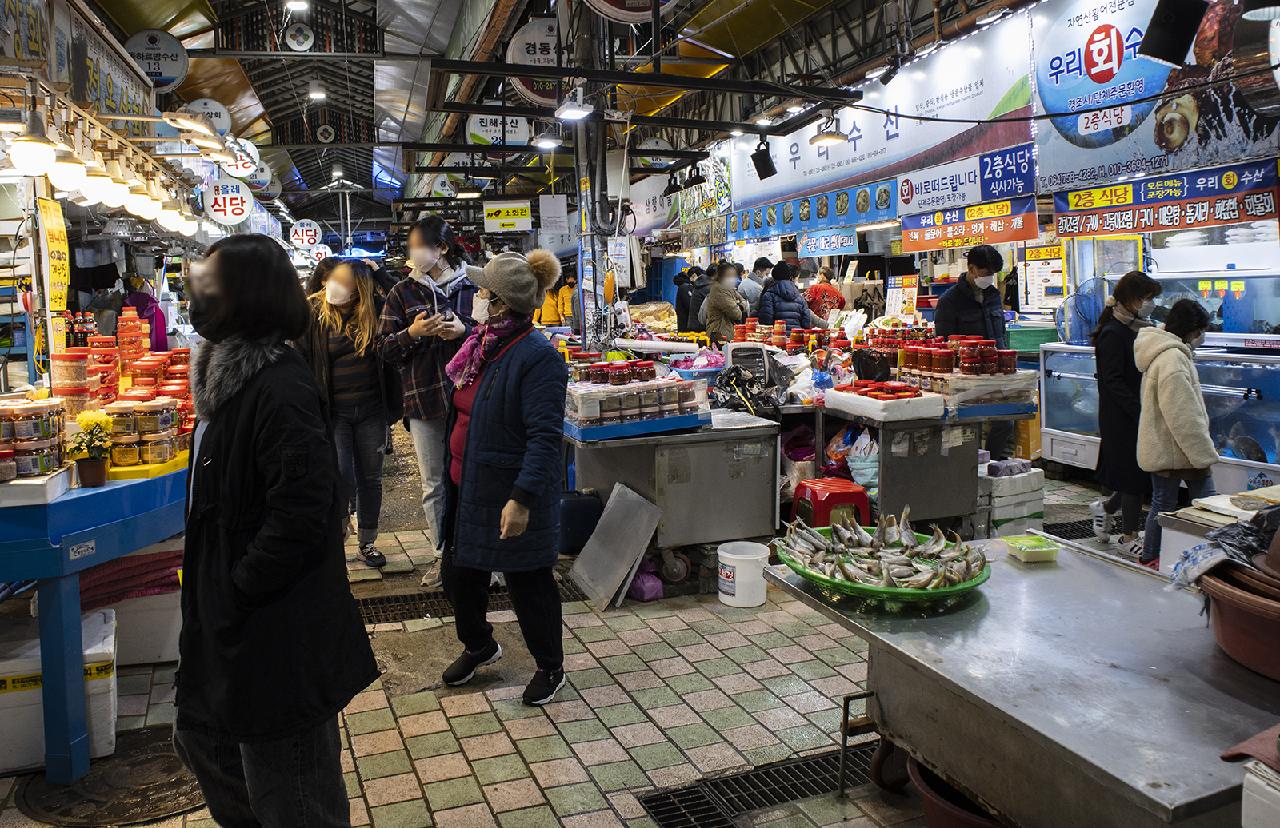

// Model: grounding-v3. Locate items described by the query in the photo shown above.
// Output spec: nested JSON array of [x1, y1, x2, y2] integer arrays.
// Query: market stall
[[764, 544, 1280, 827]]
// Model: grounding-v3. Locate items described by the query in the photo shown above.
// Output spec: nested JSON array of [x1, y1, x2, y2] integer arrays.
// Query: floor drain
[[1044, 512, 1149, 542], [15, 726, 203, 826], [640, 744, 877, 827], [357, 579, 588, 624]]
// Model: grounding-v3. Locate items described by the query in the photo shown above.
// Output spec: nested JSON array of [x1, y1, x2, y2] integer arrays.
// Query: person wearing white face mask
[[378, 217, 480, 579], [297, 260, 401, 568], [1135, 299, 1218, 568], [934, 244, 1014, 457]]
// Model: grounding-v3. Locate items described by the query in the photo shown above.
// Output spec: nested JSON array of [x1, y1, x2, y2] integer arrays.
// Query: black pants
[[174, 718, 349, 828], [1103, 490, 1144, 535], [985, 419, 1015, 460], [443, 552, 564, 672]]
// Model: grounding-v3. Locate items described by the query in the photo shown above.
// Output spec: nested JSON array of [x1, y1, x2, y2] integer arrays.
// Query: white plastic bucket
[[717, 542, 770, 607]]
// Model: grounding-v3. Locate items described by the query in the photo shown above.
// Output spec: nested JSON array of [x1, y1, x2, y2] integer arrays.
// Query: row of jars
[[0, 399, 67, 481], [571, 360, 659, 385], [109, 430, 189, 467]]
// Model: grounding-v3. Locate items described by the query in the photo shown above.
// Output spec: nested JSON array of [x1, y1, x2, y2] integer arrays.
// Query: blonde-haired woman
[[298, 259, 401, 568]]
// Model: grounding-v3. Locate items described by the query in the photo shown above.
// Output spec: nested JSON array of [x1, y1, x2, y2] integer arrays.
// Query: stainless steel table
[[765, 546, 1280, 827]]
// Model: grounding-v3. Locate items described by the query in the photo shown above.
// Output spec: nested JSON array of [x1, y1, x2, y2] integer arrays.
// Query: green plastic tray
[[775, 526, 991, 603]]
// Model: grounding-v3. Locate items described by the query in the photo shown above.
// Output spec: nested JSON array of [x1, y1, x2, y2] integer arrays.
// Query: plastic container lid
[[14, 437, 53, 450], [52, 352, 88, 361], [105, 401, 135, 413], [53, 385, 89, 395], [111, 434, 139, 445], [141, 429, 175, 442]]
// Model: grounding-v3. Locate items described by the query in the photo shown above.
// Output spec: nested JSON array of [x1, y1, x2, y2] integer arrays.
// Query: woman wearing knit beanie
[[437, 249, 571, 705]]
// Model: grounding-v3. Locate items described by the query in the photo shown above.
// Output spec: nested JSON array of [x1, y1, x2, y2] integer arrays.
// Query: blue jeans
[[174, 718, 350, 827], [331, 400, 386, 547], [1142, 473, 1216, 563]]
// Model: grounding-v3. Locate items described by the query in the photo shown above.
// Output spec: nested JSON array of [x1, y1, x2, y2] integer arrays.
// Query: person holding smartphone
[[378, 217, 478, 580]]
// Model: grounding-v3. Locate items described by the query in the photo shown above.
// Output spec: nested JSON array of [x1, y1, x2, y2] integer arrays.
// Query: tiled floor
[[0, 589, 932, 828]]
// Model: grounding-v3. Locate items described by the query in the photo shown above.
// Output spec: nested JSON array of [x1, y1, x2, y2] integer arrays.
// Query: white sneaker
[[1089, 500, 1113, 543], [419, 560, 443, 590]]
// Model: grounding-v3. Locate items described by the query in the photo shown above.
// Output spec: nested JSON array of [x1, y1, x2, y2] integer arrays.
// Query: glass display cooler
[[1104, 269, 1280, 351], [1041, 343, 1280, 493]]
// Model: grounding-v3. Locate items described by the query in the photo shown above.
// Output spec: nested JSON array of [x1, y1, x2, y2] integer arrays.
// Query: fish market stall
[[764, 539, 1280, 827]]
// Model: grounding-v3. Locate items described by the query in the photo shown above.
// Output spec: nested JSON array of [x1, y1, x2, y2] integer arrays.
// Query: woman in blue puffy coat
[[757, 262, 817, 330]]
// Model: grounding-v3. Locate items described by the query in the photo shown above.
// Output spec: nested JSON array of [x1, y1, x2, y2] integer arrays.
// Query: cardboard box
[[0, 610, 118, 774], [1016, 412, 1042, 460]]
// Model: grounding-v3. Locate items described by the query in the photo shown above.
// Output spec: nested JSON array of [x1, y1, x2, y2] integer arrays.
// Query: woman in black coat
[[179, 235, 378, 827], [438, 249, 569, 707], [1091, 270, 1162, 549], [758, 261, 818, 330]]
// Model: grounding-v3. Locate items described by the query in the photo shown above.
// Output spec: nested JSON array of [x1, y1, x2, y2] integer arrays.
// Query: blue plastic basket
[[671, 366, 724, 382]]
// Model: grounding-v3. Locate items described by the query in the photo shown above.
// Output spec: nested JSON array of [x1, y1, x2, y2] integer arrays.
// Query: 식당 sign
[[901, 195, 1039, 252], [203, 178, 255, 226], [1052, 159, 1279, 238], [896, 143, 1036, 217], [290, 219, 323, 248], [484, 201, 533, 233]]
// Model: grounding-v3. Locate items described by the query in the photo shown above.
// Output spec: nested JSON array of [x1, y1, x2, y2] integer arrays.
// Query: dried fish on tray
[[774, 507, 991, 604]]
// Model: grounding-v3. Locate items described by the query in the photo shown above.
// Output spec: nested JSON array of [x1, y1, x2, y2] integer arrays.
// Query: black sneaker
[[522, 669, 566, 706], [359, 544, 387, 568], [442, 641, 502, 686]]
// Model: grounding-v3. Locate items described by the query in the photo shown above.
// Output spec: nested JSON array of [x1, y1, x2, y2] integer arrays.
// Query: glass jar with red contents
[[634, 361, 656, 382], [607, 364, 630, 386], [901, 348, 917, 371], [933, 348, 956, 375], [588, 363, 610, 385], [997, 349, 1017, 374]]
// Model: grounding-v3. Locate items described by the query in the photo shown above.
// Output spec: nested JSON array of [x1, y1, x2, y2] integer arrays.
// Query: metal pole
[[651, 0, 661, 72]]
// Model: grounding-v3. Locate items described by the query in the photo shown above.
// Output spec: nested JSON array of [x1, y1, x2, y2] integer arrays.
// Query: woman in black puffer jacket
[[757, 262, 817, 330]]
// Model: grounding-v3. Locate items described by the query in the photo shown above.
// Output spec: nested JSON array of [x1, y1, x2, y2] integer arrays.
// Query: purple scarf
[[446, 314, 532, 387]]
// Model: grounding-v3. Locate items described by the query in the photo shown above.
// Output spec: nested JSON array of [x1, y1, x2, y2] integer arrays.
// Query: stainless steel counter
[[765, 545, 1280, 827]]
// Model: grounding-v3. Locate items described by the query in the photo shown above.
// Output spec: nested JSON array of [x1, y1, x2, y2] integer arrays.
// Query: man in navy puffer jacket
[[757, 262, 818, 330]]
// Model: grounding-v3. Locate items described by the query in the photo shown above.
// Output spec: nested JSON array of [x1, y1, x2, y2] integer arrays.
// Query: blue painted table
[[0, 471, 187, 783]]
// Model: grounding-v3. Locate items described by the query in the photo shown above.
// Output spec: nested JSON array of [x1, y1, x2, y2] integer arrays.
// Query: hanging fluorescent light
[[332, 164, 343, 179], [751, 140, 776, 180], [308, 79, 327, 100], [683, 164, 706, 189], [456, 181, 484, 199], [754, 116, 772, 127], [285, 0, 309, 10], [786, 104, 805, 114], [662, 171, 681, 197], [533, 131, 562, 150], [729, 129, 743, 137], [1138, 0, 1210, 66], [1242, 0, 1280, 20], [8, 113, 56, 177], [162, 112, 215, 135], [555, 89, 593, 121], [809, 115, 845, 147]]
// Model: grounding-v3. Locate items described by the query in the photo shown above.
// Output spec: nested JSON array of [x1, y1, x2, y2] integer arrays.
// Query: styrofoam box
[[993, 516, 1045, 537], [978, 468, 1045, 497], [992, 490, 1045, 521], [0, 610, 118, 774], [1243, 762, 1280, 828], [823, 389, 946, 422], [112, 590, 181, 665]]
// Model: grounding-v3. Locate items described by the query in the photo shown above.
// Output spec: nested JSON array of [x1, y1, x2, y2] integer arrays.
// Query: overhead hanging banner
[[484, 200, 533, 233], [1052, 158, 1279, 238], [290, 219, 323, 248], [727, 13, 1033, 210], [506, 19, 559, 107], [37, 198, 70, 313], [466, 106, 531, 148], [64, 0, 154, 133], [901, 195, 1039, 252], [896, 143, 1036, 216], [678, 143, 732, 225], [1032, 0, 1280, 192], [180, 98, 232, 136], [628, 174, 679, 238]]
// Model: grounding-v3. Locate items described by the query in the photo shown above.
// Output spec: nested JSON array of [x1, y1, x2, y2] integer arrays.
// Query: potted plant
[[70, 409, 113, 488]]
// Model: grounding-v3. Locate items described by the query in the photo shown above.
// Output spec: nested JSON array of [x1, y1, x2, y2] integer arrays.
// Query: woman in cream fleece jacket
[[1134, 299, 1218, 565]]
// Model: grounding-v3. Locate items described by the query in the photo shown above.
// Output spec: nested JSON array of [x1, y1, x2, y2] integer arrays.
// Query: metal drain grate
[[1045, 513, 1149, 542], [357, 579, 588, 624], [704, 745, 875, 814], [640, 744, 877, 827], [638, 786, 735, 828]]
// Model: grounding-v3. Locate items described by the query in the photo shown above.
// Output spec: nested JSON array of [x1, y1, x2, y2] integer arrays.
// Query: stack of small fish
[[776, 507, 988, 590]]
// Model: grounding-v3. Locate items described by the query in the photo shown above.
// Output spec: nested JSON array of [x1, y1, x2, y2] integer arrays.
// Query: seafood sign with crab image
[[1033, 0, 1280, 193]]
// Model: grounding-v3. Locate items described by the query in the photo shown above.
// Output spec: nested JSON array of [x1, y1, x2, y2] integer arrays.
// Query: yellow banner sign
[[483, 200, 533, 233], [37, 198, 71, 312], [1025, 244, 1063, 261], [964, 200, 1012, 221], [1065, 184, 1134, 211]]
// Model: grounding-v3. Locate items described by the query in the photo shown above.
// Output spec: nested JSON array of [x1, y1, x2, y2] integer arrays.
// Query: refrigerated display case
[[1104, 270, 1280, 351], [1041, 343, 1280, 492]]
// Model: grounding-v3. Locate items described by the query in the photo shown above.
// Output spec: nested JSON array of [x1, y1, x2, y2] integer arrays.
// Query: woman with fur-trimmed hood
[[436, 249, 571, 707]]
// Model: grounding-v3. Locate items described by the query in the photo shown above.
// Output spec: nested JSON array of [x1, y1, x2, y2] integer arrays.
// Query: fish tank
[[1041, 343, 1280, 491]]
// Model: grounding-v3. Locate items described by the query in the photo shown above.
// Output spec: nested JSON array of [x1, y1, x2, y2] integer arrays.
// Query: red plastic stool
[[792, 479, 871, 528]]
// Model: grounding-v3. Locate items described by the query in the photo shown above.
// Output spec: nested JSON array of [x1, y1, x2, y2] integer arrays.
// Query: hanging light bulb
[[124, 179, 152, 217], [157, 200, 185, 231], [100, 159, 131, 208], [8, 112, 56, 177], [47, 146, 87, 191], [79, 158, 112, 204], [308, 79, 326, 100]]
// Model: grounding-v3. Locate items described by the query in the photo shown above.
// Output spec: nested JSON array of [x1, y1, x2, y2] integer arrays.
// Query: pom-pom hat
[[473, 249, 562, 315]]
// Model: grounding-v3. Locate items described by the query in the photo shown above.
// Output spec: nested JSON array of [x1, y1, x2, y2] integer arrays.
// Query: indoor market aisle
[[0, 589, 925, 828]]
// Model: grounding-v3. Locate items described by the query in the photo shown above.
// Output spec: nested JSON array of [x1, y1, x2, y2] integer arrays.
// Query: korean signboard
[[726, 178, 896, 242], [203, 177, 255, 226], [727, 13, 1033, 209], [797, 227, 861, 257], [896, 143, 1036, 216], [901, 195, 1039, 252], [1019, 240, 1068, 312], [37, 198, 70, 314], [466, 106, 531, 148], [628, 174, 679, 237], [1053, 159, 1279, 238], [290, 219, 323, 248], [1032, 0, 1280, 192], [583, 0, 677, 24], [68, 0, 153, 132], [484, 201, 533, 233], [221, 138, 261, 179], [678, 144, 732, 225], [124, 29, 188, 93], [505, 19, 559, 107]]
